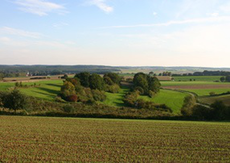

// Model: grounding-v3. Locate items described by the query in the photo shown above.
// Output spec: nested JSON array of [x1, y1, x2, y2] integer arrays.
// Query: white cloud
[[89, 0, 113, 13], [0, 27, 43, 38], [14, 0, 65, 16], [101, 16, 230, 28], [153, 12, 157, 16]]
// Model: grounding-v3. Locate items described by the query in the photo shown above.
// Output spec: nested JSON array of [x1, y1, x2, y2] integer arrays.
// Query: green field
[[102, 88, 187, 113], [0, 80, 63, 101], [0, 116, 229, 162], [1, 78, 229, 112], [103, 86, 129, 107], [173, 76, 222, 81], [0, 82, 15, 91], [161, 81, 230, 86], [139, 90, 188, 113], [185, 88, 230, 96], [19, 80, 63, 101], [200, 95, 230, 106]]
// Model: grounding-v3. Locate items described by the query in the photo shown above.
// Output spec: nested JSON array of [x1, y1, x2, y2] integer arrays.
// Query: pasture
[[0, 80, 63, 101], [139, 90, 188, 113], [173, 76, 222, 82], [0, 116, 229, 162], [19, 80, 63, 101], [102, 88, 187, 114]]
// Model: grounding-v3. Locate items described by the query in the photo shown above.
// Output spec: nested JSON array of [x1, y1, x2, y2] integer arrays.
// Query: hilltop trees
[[133, 73, 161, 96], [89, 74, 105, 90], [75, 72, 90, 87], [103, 73, 121, 85], [60, 73, 109, 103]]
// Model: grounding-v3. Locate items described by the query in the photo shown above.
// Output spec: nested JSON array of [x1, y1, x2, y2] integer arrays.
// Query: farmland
[[0, 78, 188, 114], [102, 88, 187, 114], [173, 76, 222, 82], [200, 95, 230, 106], [1, 75, 230, 113], [161, 81, 230, 96], [0, 116, 229, 162], [139, 90, 187, 113]]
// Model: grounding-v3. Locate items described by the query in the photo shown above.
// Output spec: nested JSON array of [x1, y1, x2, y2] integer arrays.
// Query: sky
[[0, 0, 230, 67]]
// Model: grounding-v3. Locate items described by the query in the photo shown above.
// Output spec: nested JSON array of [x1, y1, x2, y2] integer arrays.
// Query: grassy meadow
[[0, 116, 229, 162], [19, 80, 63, 101], [139, 90, 188, 114], [0, 80, 63, 101], [173, 76, 222, 82]]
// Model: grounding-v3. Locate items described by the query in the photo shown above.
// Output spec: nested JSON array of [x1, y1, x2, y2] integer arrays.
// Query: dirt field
[[0, 116, 229, 162]]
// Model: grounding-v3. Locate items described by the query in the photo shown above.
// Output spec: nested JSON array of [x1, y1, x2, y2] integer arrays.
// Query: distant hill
[[0, 65, 230, 76]]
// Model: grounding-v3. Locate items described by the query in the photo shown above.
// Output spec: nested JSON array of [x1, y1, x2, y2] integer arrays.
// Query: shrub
[[134, 86, 144, 95], [105, 84, 120, 93], [211, 101, 229, 120], [104, 76, 114, 85], [3, 89, 28, 112], [55, 96, 66, 103], [209, 92, 216, 96], [92, 89, 106, 102], [60, 81, 76, 99], [63, 105, 75, 113], [181, 95, 196, 116], [148, 90, 155, 98], [123, 91, 139, 107], [192, 105, 213, 120], [66, 94, 78, 102]]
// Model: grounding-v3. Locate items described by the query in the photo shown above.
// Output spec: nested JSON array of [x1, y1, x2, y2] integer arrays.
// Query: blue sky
[[0, 0, 230, 67]]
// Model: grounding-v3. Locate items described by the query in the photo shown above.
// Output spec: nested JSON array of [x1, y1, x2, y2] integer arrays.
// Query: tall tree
[[75, 72, 90, 87], [133, 73, 149, 94], [103, 73, 121, 85], [89, 74, 105, 90], [148, 76, 161, 93]]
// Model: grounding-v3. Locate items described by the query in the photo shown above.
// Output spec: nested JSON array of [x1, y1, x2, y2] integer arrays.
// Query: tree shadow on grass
[[38, 87, 60, 95], [114, 101, 125, 107], [46, 83, 62, 88], [30, 87, 60, 100]]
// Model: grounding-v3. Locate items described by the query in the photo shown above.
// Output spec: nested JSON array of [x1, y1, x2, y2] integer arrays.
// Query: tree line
[[173, 70, 230, 76]]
